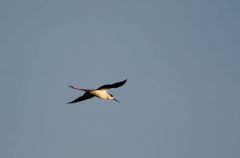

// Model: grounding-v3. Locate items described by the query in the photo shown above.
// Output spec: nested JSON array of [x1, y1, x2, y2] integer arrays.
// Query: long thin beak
[[113, 98, 120, 103]]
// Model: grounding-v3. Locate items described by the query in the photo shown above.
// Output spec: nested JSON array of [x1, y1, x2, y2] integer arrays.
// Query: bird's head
[[109, 93, 120, 103]]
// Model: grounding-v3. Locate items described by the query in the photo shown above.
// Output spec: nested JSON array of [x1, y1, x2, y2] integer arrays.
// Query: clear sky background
[[0, 0, 240, 158]]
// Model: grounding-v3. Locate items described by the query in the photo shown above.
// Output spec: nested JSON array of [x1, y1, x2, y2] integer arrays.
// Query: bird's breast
[[89, 90, 109, 99]]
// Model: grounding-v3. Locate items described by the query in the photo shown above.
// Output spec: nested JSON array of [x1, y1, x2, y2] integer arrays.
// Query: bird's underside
[[68, 79, 127, 104]]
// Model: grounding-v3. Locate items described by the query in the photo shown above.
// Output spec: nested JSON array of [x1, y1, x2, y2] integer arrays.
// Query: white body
[[89, 89, 113, 100]]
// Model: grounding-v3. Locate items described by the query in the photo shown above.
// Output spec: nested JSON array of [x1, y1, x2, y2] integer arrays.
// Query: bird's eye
[[110, 94, 114, 97]]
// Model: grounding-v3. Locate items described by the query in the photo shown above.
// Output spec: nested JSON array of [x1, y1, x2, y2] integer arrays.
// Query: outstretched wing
[[97, 79, 127, 90], [68, 92, 94, 104]]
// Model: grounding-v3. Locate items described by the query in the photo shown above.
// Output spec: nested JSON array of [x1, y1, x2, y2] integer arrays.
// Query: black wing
[[68, 92, 94, 104], [97, 79, 127, 90]]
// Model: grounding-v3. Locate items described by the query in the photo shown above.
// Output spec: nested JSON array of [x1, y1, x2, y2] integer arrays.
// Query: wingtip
[[67, 100, 75, 104]]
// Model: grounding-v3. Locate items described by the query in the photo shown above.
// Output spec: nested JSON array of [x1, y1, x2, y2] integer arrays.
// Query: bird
[[68, 79, 127, 104]]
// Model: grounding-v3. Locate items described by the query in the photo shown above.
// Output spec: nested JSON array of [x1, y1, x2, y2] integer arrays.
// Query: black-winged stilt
[[68, 79, 127, 103]]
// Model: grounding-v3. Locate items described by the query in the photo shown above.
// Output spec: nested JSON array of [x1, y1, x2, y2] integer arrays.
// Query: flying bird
[[68, 79, 127, 104]]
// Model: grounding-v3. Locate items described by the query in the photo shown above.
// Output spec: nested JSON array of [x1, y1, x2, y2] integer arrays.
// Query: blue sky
[[0, 0, 240, 158]]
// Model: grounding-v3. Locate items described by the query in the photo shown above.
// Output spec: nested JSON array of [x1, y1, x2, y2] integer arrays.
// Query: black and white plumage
[[68, 79, 127, 104]]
